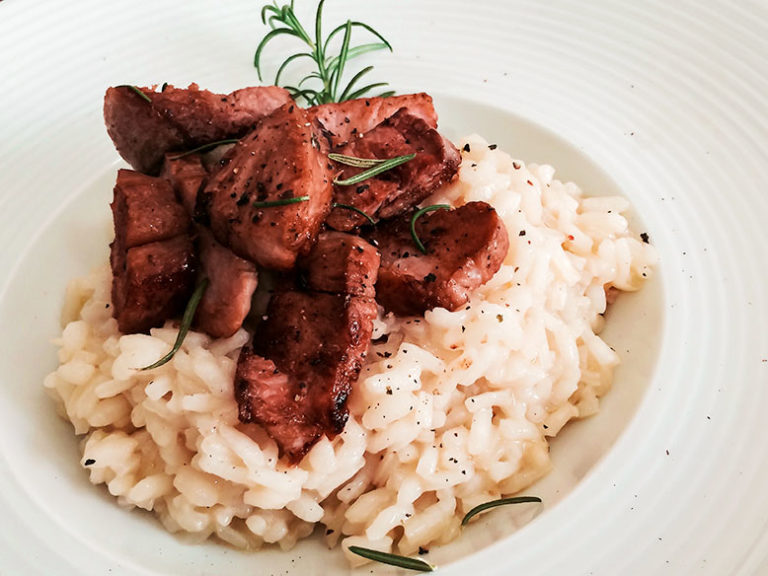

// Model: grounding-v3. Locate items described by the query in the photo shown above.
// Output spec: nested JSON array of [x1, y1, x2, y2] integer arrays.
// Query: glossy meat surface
[[370, 201, 509, 316], [308, 93, 438, 150], [301, 232, 380, 297], [195, 228, 258, 339], [199, 103, 333, 271], [104, 84, 292, 174], [326, 108, 461, 231], [111, 235, 196, 334], [159, 153, 209, 216], [236, 292, 378, 461], [111, 169, 190, 251]]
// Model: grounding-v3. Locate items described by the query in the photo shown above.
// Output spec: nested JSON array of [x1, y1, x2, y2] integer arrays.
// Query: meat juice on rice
[[44, 135, 657, 563]]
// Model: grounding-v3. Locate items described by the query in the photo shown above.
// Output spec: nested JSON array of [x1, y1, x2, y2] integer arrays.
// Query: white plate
[[1, 1, 766, 574]]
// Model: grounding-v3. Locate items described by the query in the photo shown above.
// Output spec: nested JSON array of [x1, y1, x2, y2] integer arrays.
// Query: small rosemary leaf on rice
[[461, 496, 542, 526], [348, 546, 436, 572]]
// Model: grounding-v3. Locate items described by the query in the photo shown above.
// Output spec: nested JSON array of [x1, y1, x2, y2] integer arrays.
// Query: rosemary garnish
[[255, 1, 394, 105], [461, 496, 542, 526], [167, 139, 240, 161], [331, 202, 376, 226], [333, 153, 415, 186], [252, 195, 310, 208], [410, 204, 451, 254], [348, 546, 435, 572], [127, 85, 152, 104], [328, 153, 392, 168], [141, 279, 208, 371]]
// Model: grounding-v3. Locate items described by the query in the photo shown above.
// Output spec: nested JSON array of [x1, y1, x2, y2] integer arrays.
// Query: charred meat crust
[[237, 292, 378, 461], [109, 170, 197, 334], [371, 201, 510, 316], [104, 84, 292, 175], [235, 232, 380, 461]]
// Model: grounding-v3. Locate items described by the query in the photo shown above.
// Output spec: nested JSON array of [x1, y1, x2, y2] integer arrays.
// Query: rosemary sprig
[[252, 195, 310, 208], [331, 202, 376, 226], [348, 546, 435, 572], [410, 205, 451, 254], [126, 85, 152, 104], [141, 279, 208, 371], [461, 496, 542, 526], [334, 153, 415, 186], [255, 1, 393, 105], [167, 139, 240, 161]]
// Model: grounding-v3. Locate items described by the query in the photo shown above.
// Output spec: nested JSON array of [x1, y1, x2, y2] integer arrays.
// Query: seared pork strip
[[236, 292, 378, 461], [199, 103, 333, 271], [370, 201, 509, 316], [111, 169, 190, 251], [301, 232, 380, 297], [326, 109, 461, 231], [235, 352, 327, 458], [104, 84, 292, 174], [111, 235, 196, 334], [308, 93, 438, 150], [160, 153, 209, 216], [195, 228, 258, 339]]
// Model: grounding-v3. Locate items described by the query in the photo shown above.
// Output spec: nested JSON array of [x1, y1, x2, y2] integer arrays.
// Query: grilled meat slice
[[236, 292, 378, 461], [199, 103, 333, 271], [111, 235, 196, 334], [235, 352, 326, 459], [159, 153, 209, 216], [104, 84, 292, 174], [301, 232, 380, 297], [370, 201, 509, 316], [326, 109, 461, 231], [308, 93, 438, 150], [195, 228, 258, 339]]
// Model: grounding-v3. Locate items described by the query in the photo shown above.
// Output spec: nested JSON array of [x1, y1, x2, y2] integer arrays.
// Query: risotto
[[44, 135, 656, 563]]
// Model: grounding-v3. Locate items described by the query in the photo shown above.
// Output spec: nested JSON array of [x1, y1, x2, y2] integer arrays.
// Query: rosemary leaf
[[410, 205, 451, 254], [461, 496, 542, 526], [333, 153, 415, 186], [167, 139, 240, 160], [344, 82, 390, 102], [252, 195, 310, 208], [127, 85, 152, 104], [331, 203, 376, 226], [274, 52, 314, 87], [254, 27, 301, 81], [348, 546, 435, 572], [140, 279, 208, 371], [338, 65, 375, 102], [331, 20, 353, 102], [324, 20, 392, 56], [328, 153, 390, 168]]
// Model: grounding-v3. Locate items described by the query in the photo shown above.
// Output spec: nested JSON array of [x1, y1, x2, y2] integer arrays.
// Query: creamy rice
[[44, 136, 656, 563]]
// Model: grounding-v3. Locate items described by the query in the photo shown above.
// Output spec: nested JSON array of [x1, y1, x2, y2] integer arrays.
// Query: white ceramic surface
[[0, 1, 766, 575]]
